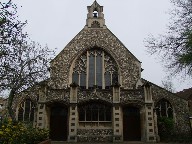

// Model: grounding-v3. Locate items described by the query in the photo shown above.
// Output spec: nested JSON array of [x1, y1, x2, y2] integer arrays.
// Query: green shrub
[[158, 117, 174, 141], [0, 118, 49, 144], [158, 117, 192, 142]]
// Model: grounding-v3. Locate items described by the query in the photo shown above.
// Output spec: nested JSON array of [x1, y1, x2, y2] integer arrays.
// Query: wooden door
[[50, 105, 68, 141], [123, 107, 141, 141]]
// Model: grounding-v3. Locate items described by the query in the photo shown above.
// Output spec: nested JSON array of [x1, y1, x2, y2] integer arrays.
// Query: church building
[[14, 1, 191, 142]]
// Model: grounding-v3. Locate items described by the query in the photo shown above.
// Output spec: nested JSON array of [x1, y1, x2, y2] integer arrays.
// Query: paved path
[[51, 142, 144, 144], [51, 142, 143, 144], [51, 141, 186, 144]]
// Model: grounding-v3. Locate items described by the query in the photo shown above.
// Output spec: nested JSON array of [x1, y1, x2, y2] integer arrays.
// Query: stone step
[[51, 141, 145, 144], [51, 142, 179, 144], [51, 141, 65, 144], [51, 142, 181, 144]]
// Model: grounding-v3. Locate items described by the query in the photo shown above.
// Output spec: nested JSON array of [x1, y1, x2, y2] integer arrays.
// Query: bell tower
[[85, 1, 106, 29]]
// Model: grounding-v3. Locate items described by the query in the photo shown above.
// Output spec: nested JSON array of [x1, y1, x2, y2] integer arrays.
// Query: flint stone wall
[[77, 129, 113, 142], [13, 85, 40, 110], [46, 89, 70, 105], [120, 88, 144, 107], [49, 29, 140, 90], [152, 84, 191, 135], [78, 88, 113, 104]]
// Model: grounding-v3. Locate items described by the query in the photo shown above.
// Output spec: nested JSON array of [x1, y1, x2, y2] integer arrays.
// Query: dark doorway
[[50, 105, 68, 141], [123, 106, 141, 141]]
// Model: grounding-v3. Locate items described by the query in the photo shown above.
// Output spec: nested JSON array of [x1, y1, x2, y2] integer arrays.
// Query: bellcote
[[85, 1, 106, 29]]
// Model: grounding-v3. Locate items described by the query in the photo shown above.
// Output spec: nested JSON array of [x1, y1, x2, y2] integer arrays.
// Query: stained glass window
[[72, 49, 118, 89], [89, 54, 95, 88], [96, 54, 102, 88]]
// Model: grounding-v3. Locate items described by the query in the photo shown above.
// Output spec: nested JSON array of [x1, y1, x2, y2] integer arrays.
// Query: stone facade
[[151, 83, 191, 134], [49, 30, 140, 90], [13, 1, 191, 143], [77, 129, 113, 142]]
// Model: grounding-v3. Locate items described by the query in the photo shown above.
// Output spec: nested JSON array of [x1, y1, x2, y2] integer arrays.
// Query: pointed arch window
[[156, 99, 173, 118], [17, 98, 35, 122], [72, 49, 119, 89]]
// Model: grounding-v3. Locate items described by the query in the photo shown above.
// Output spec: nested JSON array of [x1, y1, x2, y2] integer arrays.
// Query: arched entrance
[[50, 104, 68, 141], [123, 106, 141, 141]]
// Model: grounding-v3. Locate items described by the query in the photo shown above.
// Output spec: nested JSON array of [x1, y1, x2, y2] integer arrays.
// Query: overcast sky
[[11, 0, 192, 92]]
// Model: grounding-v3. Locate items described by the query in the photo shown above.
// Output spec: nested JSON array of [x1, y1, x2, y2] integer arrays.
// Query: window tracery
[[78, 102, 112, 122], [156, 99, 173, 118], [91, 21, 100, 28], [18, 98, 35, 122], [72, 49, 118, 89]]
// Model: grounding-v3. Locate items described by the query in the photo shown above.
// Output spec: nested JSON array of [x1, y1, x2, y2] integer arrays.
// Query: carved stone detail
[[91, 21, 100, 28], [120, 89, 144, 107], [46, 89, 70, 104], [78, 89, 113, 104]]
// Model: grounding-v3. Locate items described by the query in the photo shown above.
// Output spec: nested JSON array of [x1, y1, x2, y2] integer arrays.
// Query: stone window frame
[[72, 48, 119, 89], [78, 102, 112, 123], [17, 98, 35, 122], [155, 98, 173, 119]]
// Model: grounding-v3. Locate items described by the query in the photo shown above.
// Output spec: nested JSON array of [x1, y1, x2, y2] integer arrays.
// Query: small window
[[93, 10, 98, 17], [156, 99, 173, 118], [17, 98, 35, 122], [78, 102, 112, 122]]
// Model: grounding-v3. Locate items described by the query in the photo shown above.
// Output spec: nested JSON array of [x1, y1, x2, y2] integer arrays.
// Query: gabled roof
[[141, 78, 186, 100], [176, 87, 192, 100]]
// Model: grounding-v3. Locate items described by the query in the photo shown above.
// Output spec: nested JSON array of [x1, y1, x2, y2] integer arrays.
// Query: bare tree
[[161, 80, 175, 93], [145, 0, 192, 77], [0, 1, 54, 119], [0, 0, 25, 46]]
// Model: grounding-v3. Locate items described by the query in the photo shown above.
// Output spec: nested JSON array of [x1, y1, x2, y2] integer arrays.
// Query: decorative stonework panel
[[120, 89, 144, 107], [78, 89, 113, 103], [46, 89, 70, 104], [77, 129, 113, 142], [91, 21, 100, 28], [49, 29, 140, 90], [73, 53, 87, 74]]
